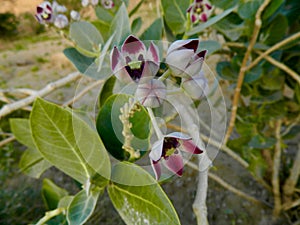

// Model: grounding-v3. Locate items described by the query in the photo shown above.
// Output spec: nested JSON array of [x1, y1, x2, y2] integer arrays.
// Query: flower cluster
[[110, 36, 208, 179], [35, 1, 80, 29], [187, 0, 213, 23], [81, 0, 114, 9]]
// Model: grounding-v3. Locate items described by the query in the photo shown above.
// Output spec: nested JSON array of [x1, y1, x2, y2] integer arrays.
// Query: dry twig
[[0, 136, 16, 148], [224, 0, 272, 144]]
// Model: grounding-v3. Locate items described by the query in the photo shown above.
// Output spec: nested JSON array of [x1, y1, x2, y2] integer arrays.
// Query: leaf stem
[[35, 208, 64, 225], [158, 69, 171, 82]]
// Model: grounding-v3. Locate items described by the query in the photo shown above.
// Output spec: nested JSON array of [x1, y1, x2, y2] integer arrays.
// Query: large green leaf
[[10, 118, 51, 178], [262, 0, 284, 20], [238, 0, 260, 20], [67, 189, 102, 225], [30, 98, 111, 186], [96, 94, 151, 160], [262, 14, 288, 45], [140, 18, 163, 40], [131, 17, 142, 34], [161, 0, 189, 35], [187, 6, 236, 36], [70, 21, 103, 56], [42, 179, 69, 210], [216, 61, 238, 81], [108, 162, 181, 225], [63, 48, 95, 74], [198, 40, 221, 55], [109, 3, 131, 46], [99, 75, 116, 107]]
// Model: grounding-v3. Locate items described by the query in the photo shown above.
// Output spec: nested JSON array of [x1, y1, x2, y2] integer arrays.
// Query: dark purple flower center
[[162, 137, 180, 159], [125, 54, 145, 82]]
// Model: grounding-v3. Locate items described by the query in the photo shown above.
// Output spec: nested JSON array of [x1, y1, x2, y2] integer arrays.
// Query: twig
[[0, 136, 16, 148], [255, 50, 300, 85], [224, 0, 272, 144], [185, 161, 266, 206], [0, 88, 37, 96], [282, 198, 300, 211], [272, 120, 282, 217], [247, 32, 300, 71], [0, 71, 81, 118], [63, 79, 104, 106], [283, 144, 300, 200], [166, 123, 249, 168]]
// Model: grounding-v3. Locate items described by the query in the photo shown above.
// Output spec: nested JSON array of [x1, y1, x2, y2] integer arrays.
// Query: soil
[[0, 1, 292, 225]]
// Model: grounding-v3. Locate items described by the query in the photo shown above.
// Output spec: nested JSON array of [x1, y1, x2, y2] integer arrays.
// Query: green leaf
[[262, 0, 284, 20], [198, 40, 221, 55], [10, 118, 51, 178], [70, 21, 103, 55], [210, 0, 238, 9], [10, 118, 35, 148], [161, 0, 189, 35], [140, 18, 163, 40], [99, 75, 116, 107], [67, 189, 102, 225], [213, 13, 244, 41], [260, 69, 284, 90], [216, 61, 238, 81], [187, 6, 236, 36], [30, 98, 111, 186], [248, 135, 276, 149], [110, 3, 131, 46], [42, 178, 69, 210], [262, 14, 288, 45], [58, 196, 74, 209], [131, 17, 142, 34], [19, 148, 51, 178], [63, 48, 95, 74], [108, 162, 181, 225], [95, 6, 114, 23], [96, 94, 151, 160], [238, 0, 260, 20], [244, 65, 263, 83]]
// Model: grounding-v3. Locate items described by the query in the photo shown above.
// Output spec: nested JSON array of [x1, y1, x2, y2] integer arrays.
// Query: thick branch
[[0, 71, 81, 118], [224, 0, 272, 144]]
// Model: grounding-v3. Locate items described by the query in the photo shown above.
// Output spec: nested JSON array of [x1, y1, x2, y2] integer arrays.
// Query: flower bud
[[181, 72, 208, 99], [135, 79, 166, 108], [54, 14, 69, 29]]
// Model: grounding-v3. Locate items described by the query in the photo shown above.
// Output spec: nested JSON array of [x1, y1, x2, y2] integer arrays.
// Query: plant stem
[[224, 0, 272, 144], [147, 107, 163, 139], [272, 120, 282, 217], [0, 136, 15, 148], [0, 71, 81, 118], [158, 69, 171, 82], [247, 32, 300, 71], [255, 50, 300, 85], [35, 208, 64, 225]]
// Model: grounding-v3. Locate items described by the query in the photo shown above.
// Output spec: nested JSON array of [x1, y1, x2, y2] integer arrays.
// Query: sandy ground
[[0, 0, 41, 15]]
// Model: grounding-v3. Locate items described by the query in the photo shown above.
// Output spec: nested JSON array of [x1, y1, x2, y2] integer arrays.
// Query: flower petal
[[122, 35, 146, 56], [182, 39, 199, 53], [149, 139, 164, 161], [164, 153, 183, 177], [166, 49, 194, 77], [147, 42, 159, 64], [181, 139, 203, 154], [184, 56, 204, 76], [54, 14, 69, 29], [151, 160, 162, 180], [167, 40, 195, 55], [111, 46, 122, 71], [165, 132, 191, 140]]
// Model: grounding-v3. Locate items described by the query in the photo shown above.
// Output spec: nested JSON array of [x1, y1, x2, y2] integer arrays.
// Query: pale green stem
[[147, 107, 163, 139], [35, 208, 64, 225], [158, 69, 171, 81]]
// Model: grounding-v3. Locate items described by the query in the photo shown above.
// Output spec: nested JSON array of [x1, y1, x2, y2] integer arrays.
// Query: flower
[[181, 71, 208, 99], [187, 0, 213, 23], [54, 14, 69, 29], [111, 35, 160, 83], [149, 132, 203, 180], [135, 79, 166, 108], [70, 10, 80, 21], [101, 0, 114, 9], [166, 39, 207, 78], [81, 0, 99, 7], [35, 1, 67, 28]]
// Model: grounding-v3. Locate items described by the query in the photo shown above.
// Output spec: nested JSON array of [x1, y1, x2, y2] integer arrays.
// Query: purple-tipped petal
[[205, 3, 212, 10], [147, 42, 159, 64], [181, 140, 203, 154], [149, 139, 164, 161], [184, 57, 204, 76], [166, 132, 191, 140], [122, 35, 146, 55], [191, 14, 197, 23], [167, 40, 196, 55], [187, 5, 193, 13], [111, 46, 121, 71], [200, 13, 208, 22], [37, 6, 43, 13], [166, 49, 194, 77], [151, 160, 162, 180], [164, 153, 183, 177], [196, 49, 207, 59], [182, 39, 199, 52]]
